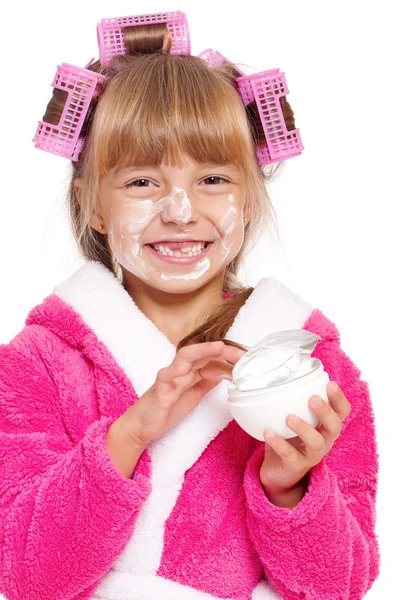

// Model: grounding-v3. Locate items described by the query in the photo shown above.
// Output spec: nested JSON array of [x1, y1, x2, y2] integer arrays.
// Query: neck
[[121, 271, 225, 347]]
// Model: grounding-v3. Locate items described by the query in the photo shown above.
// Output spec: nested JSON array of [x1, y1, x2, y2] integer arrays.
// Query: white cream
[[107, 185, 242, 284], [231, 329, 322, 392], [108, 186, 195, 281]]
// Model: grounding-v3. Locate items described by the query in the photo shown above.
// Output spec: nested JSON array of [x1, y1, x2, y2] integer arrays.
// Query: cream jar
[[227, 330, 330, 440]]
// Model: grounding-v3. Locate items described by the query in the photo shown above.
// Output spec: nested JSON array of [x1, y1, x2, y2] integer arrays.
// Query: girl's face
[[94, 155, 248, 293]]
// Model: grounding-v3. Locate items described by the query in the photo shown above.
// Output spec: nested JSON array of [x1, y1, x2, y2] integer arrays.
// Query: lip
[[145, 242, 213, 265], [148, 239, 211, 244]]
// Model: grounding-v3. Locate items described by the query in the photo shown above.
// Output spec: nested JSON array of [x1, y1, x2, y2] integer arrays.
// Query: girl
[[0, 11, 380, 600]]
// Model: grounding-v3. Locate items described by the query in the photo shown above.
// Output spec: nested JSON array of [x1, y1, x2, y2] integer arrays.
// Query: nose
[[159, 186, 199, 226]]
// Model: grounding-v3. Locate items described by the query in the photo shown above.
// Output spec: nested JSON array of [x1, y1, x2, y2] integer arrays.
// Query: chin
[[147, 273, 218, 295], [122, 266, 226, 297]]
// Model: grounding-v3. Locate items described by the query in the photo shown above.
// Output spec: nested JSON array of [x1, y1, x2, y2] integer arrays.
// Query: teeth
[[153, 243, 206, 257]]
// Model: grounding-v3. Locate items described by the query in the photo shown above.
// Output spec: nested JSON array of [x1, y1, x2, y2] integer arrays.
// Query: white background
[[0, 1, 396, 598]]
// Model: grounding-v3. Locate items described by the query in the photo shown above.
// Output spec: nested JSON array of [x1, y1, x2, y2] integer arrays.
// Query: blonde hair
[[43, 23, 296, 349]]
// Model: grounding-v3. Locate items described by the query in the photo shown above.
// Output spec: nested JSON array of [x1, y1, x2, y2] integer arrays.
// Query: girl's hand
[[119, 341, 246, 448], [259, 381, 351, 498]]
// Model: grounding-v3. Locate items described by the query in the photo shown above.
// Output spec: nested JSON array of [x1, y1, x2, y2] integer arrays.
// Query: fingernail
[[312, 396, 323, 406], [330, 382, 339, 393]]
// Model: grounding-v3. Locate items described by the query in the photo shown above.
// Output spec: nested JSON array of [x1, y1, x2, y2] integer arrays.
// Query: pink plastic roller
[[237, 69, 303, 165], [97, 10, 191, 67], [199, 49, 303, 166], [32, 63, 105, 161], [198, 49, 246, 77]]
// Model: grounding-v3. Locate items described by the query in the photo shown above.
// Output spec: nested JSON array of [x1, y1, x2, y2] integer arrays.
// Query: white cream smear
[[107, 185, 241, 282], [232, 330, 322, 392]]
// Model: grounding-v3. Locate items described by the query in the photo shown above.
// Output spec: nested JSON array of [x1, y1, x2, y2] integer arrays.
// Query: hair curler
[[97, 10, 191, 67], [237, 69, 303, 165], [199, 49, 304, 165], [198, 48, 246, 77], [32, 62, 105, 161]]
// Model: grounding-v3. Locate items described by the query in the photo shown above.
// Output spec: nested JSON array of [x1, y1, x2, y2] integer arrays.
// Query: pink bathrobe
[[0, 261, 380, 600]]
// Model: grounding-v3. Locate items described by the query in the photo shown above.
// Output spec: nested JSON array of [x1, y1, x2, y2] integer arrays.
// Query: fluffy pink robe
[[0, 261, 380, 599]]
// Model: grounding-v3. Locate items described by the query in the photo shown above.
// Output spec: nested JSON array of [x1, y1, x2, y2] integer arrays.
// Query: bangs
[[87, 54, 254, 179]]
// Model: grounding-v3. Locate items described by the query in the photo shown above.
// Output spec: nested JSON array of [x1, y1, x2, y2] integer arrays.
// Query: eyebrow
[[114, 163, 242, 176]]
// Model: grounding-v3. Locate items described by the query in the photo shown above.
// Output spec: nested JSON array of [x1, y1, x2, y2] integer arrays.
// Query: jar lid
[[231, 329, 323, 392]]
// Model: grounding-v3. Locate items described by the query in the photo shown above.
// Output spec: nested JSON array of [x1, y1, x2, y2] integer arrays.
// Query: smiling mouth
[[145, 241, 213, 264]]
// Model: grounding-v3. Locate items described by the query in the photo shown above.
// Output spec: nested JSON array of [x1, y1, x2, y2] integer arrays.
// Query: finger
[[221, 344, 247, 365], [155, 343, 245, 401], [306, 394, 344, 451], [263, 429, 309, 472], [326, 381, 351, 420], [162, 357, 236, 406], [180, 344, 245, 370], [175, 346, 245, 377], [156, 362, 190, 385], [285, 413, 327, 462], [174, 342, 226, 372], [153, 363, 194, 403], [169, 358, 234, 394], [197, 361, 233, 380]]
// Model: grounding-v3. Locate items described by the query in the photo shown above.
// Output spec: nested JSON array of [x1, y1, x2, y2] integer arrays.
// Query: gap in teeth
[[153, 242, 207, 257]]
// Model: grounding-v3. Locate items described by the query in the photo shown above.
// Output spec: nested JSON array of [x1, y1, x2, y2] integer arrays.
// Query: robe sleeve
[[243, 309, 381, 599], [0, 329, 152, 600]]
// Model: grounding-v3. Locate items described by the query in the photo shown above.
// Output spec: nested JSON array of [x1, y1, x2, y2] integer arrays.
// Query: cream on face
[[100, 161, 246, 287]]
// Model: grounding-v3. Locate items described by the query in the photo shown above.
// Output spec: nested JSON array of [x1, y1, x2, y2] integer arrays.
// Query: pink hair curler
[[198, 48, 246, 77], [97, 10, 190, 67], [32, 63, 105, 161], [237, 70, 303, 165], [199, 50, 303, 166]]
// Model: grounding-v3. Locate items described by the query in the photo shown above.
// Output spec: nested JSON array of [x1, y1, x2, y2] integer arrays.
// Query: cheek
[[107, 201, 161, 276], [213, 194, 245, 256], [220, 206, 240, 248], [109, 201, 159, 239]]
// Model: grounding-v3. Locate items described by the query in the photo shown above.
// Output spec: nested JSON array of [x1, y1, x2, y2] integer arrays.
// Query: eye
[[124, 175, 230, 190], [200, 176, 230, 186], [125, 178, 156, 189]]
